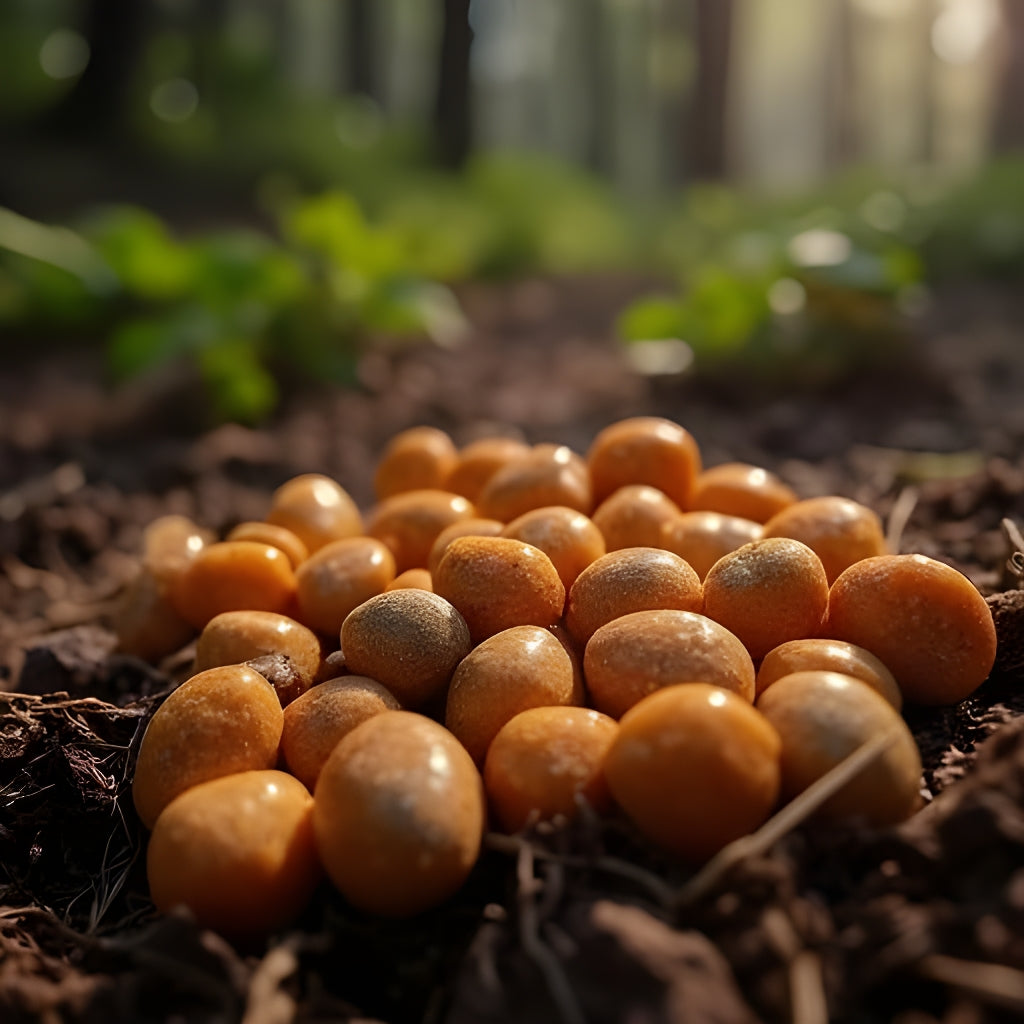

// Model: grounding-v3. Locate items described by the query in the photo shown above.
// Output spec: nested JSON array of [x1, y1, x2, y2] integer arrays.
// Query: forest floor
[[1, 274, 1024, 1024]]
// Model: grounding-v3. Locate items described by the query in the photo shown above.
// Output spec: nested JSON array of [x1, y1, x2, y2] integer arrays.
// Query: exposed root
[[484, 832, 676, 908], [513, 839, 586, 1024]]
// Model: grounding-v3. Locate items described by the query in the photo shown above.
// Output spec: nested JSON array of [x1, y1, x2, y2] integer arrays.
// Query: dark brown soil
[[2, 276, 1023, 1024]]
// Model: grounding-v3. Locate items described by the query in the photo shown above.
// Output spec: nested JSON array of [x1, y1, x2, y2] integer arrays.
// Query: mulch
[[2, 275, 1024, 1023]]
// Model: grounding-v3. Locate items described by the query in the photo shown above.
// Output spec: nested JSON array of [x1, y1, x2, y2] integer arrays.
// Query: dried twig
[[242, 936, 301, 1024], [1001, 518, 1024, 587], [916, 955, 1024, 1012], [676, 729, 898, 908], [484, 832, 676, 907], [762, 908, 829, 1024], [886, 486, 919, 555]]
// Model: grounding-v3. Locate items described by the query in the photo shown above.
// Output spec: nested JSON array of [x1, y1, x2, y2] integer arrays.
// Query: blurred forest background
[[1, 0, 1022, 420]]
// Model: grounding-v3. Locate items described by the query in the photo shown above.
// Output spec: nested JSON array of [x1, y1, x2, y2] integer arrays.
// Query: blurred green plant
[[0, 198, 461, 422], [619, 160, 1024, 382], [2, 149, 1022, 419]]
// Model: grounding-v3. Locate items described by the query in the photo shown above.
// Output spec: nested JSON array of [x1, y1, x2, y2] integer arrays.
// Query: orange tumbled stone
[[476, 444, 592, 522], [445, 625, 577, 765], [444, 437, 531, 503], [756, 671, 922, 824], [587, 417, 701, 509], [367, 489, 476, 573], [690, 463, 797, 524], [147, 770, 319, 938], [374, 426, 458, 500], [281, 676, 400, 791], [762, 496, 887, 584], [660, 511, 763, 581], [583, 609, 755, 719], [132, 664, 283, 829], [313, 711, 485, 917], [433, 536, 566, 643], [340, 589, 472, 708], [265, 474, 362, 554], [386, 568, 434, 592], [565, 547, 703, 648], [501, 505, 606, 591], [591, 485, 682, 551], [295, 537, 396, 636], [484, 706, 619, 832], [226, 521, 308, 569], [427, 517, 505, 577], [172, 541, 298, 631], [193, 610, 322, 705], [702, 538, 828, 661], [755, 638, 901, 709], [825, 554, 997, 705], [605, 684, 781, 862]]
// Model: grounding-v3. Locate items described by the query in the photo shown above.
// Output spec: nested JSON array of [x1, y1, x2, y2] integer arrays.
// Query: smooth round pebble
[[702, 538, 828, 660], [763, 496, 887, 584], [341, 589, 472, 707], [476, 444, 592, 522], [756, 671, 922, 824], [433, 536, 566, 643], [445, 625, 577, 765], [147, 770, 318, 938], [591, 485, 682, 551], [825, 554, 997, 705], [173, 541, 298, 631], [374, 426, 458, 500], [193, 610, 322, 705], [583, 609, 755, 719], [501, 505, 606, 591], [266, 474, 362, 553], [367, 489, 476, 573], [444, 437, 531, 503], [133, 664, 283, 829], [484, 706, 618, 832], [587, 417, 702, 509], [282, 676, 400, 791], [427, 517, 505, 577], [756, 638, 901, 708], [660, 511, 763, 581], [605, 684, 781, 862], [689, 463, 797, 524], [313, 711, 485, 917], [295, 537, 396, 636], [566, 547, 703, 647], [226, 521, 308, 569]]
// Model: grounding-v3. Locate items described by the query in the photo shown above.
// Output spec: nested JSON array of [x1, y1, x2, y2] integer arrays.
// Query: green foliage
[[458, 153, 639, 276], [3, 132, 1022, 416], [357, 153, 640, 283], [620, 161, 1024, 381], [0, 196, 453, 423]]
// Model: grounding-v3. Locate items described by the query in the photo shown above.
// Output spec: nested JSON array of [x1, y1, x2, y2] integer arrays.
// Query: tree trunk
[[37, 0, 149, 143], [688, 0, 733, 180], [581, 0, 613, 176], [347, 0, 376, 98], [993, 0, 1024, 151], [825, 0, 857, 169], [434, 0, 473, 169]]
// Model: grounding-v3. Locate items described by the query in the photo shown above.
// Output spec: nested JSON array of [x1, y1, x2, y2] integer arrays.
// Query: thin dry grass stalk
[[916, 954, 1024, 1013], [676, 729, 899, 908]]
